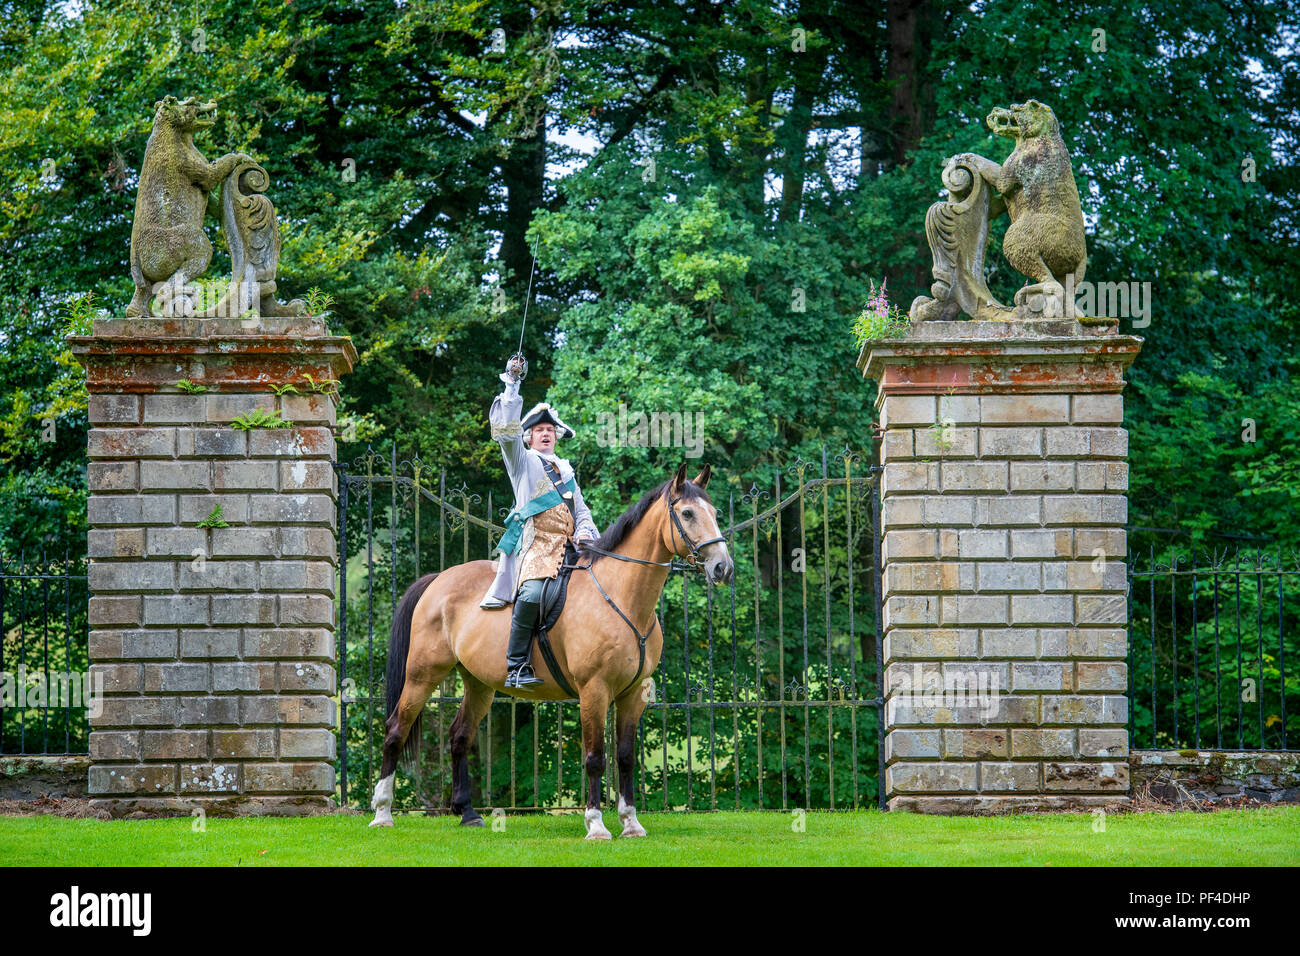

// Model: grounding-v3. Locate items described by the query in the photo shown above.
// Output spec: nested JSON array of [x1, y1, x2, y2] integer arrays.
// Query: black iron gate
[[1127, 545, 1298, 752], [333, 444, 885, 813], [0, 551, 90, 756]]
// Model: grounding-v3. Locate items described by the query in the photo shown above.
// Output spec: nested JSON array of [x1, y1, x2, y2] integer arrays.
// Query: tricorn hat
[[521, 402, 575, 442]]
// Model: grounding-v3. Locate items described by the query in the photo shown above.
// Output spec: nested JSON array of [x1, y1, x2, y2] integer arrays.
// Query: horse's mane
[[588, 478, 707, 559]]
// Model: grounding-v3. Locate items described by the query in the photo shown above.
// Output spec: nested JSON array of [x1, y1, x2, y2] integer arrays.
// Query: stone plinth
[[1131, 750, 1300, 805], [859, 318, 1142, 813], [70, 315, 355, 816]]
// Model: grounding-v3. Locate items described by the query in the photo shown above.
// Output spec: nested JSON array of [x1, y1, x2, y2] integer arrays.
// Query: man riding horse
[[371, 362, 733, 833], [480, 354, 600, 688]]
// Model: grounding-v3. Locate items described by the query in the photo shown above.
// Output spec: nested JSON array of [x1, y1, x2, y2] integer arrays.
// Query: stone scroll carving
[[910, 100, 1088, 322], [125, 95, 303, 319], [909, 157, 1013, 322], [205, 161, 305, 319]]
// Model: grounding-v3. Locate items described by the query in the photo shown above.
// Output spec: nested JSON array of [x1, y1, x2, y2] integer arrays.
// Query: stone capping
[[69, 318, 357, 395], [858, 321, 1143, 395], [90, 316, 334, 337], [872, 317, 1120, 342]]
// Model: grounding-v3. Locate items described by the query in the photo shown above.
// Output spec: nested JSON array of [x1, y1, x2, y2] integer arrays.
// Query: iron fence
[[1127, 547, 1298, 751], [0, 551, 90, 755], [334, 443, 885, 813]]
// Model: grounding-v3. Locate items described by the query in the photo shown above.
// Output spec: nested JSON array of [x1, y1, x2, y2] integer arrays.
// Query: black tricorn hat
[[521, 402, 575, 441]]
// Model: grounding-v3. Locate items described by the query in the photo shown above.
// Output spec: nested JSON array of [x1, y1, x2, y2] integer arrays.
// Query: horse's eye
[[682, 509, 694, 521]]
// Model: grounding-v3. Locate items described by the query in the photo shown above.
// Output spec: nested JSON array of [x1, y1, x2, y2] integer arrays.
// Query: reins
[[562, 490, 726, 698]]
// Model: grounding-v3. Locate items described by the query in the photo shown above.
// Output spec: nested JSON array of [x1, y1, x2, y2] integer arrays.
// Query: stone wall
[[0, 756, 91, 800], [860, 319, 1143, 813], [70, 315, 355, 816], [1131, 750, 1300, 805]]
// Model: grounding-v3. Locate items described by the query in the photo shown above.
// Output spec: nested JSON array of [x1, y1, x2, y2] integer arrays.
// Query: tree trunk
[[499, 128, 547, 296], [779, 46, 829, 222], [886, 0, 929, 165]]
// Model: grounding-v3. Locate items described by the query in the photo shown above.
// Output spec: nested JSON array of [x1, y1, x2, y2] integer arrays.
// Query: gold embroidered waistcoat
[[517, 500, 574, 585]]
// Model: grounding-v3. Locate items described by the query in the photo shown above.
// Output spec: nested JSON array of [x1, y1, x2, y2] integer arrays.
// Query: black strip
[[534, 628, 579, 699], [539, 458, 576, 522]]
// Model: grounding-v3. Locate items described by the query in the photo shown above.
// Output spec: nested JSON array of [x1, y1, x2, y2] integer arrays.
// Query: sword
[[506, 234, 541, 382]]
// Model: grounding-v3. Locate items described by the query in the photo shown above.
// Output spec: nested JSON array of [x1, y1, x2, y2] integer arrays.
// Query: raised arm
[[490, 369, 527, 478]]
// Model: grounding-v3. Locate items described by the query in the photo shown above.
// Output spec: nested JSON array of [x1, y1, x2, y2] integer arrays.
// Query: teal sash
[[493, 477, 577, 556]]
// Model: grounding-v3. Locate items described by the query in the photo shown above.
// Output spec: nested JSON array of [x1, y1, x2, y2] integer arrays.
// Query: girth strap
[[533, 626, 579, 699], [529, 557, 653, 702]]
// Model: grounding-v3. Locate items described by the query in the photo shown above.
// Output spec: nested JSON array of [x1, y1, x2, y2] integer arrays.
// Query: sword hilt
[[507, 351, 529, 382]]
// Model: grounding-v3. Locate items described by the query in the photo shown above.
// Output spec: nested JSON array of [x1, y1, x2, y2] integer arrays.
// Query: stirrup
[[510, 665, 544, 688]]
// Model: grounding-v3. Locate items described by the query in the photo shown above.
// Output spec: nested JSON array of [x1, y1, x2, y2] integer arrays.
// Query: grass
[[1, 807, 1297, 866]]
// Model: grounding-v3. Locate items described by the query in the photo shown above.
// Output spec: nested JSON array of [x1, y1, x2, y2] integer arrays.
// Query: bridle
[[565, 488, 727, 697], [576, 489, 724, 572], [666, 492, 726, 567]]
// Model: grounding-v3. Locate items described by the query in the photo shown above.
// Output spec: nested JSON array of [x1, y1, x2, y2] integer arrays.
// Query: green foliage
[[175, 379, 207, 394], [3, 0, 1297, 563], [1124, 368, 1300, 551], [60, 292, 97, 335], [299, 373, 339, 396], [302, 287, 335, 318], [230, 409, 292, 430], [270, 383, 298, 396], [926, 388, 959, 454], [195, 504, 228, 528], [850, 280, 911, 345]]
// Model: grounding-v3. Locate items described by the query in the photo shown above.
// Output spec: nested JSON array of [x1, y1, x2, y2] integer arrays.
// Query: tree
[[1, 0, 1297, 561]]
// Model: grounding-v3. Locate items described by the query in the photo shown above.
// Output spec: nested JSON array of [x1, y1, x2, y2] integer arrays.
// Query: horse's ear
[[692, 463, 711, 490], [670, 462, 688, 495]]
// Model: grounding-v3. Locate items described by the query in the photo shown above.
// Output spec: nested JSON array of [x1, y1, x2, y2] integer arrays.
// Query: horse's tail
[[387, 572, 439, 766]]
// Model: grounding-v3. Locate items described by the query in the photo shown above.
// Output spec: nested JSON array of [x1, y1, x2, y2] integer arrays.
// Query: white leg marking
[[369, 773, 395, 828], [617, 794, 647, 838], [584, 807, 611, 841]]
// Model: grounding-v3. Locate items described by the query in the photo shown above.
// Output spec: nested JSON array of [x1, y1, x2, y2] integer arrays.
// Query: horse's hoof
[[369, 818, 393, 828], [461, 814, 485, 827], [583, 808, 611, 840], [619, 825, 647, 838]]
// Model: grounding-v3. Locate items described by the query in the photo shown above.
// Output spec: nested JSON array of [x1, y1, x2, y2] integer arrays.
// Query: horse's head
[[663, 462, 734, 586]]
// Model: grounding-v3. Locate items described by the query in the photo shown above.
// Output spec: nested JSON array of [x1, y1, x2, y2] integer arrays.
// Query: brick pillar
[[70, 315, 355, 816], [859, 319, 1142, 813]]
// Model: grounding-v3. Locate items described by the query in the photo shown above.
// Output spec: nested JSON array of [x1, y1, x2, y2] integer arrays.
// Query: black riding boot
[[505, 586, 544, 688]]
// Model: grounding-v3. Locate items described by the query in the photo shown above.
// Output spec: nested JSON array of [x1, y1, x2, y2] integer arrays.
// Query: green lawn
[[1, 806, 1297, 866]]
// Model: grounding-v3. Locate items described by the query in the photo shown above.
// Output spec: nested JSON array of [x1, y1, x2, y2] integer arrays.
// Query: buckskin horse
[[370, 462, 733, 839]]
